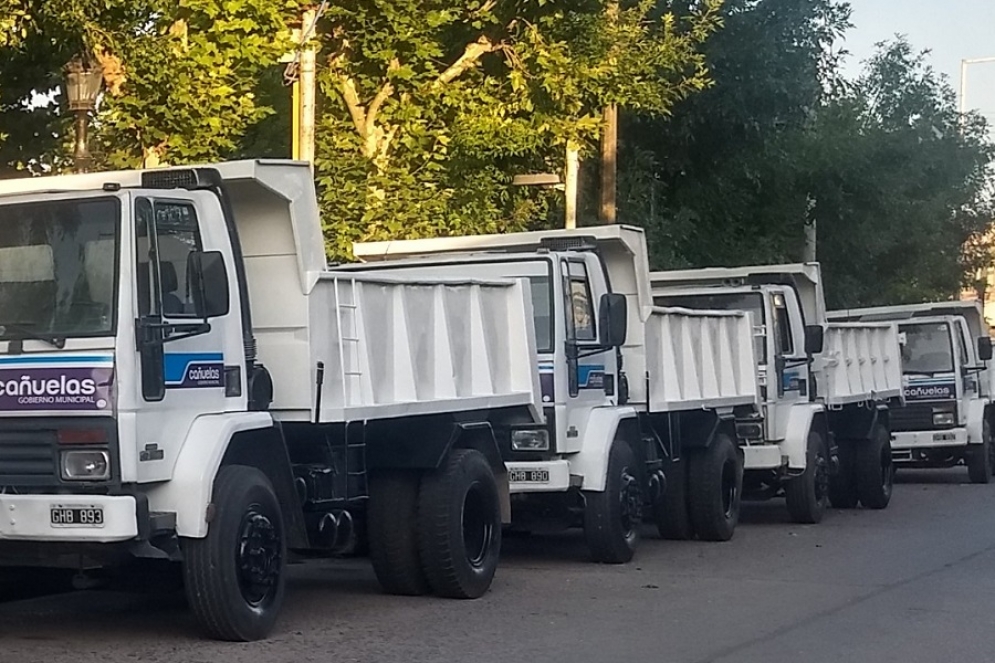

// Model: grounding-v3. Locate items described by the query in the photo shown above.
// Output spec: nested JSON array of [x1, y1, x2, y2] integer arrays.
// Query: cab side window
[[772, 292, 794, 356], [565, 261, 596, 342], [135, 199, 203, 318]]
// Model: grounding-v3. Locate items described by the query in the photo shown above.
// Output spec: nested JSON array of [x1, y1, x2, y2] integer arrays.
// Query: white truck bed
[[258, 272, 541, 422], [819, 322, 903, 405], [643, 307, 759, 412]]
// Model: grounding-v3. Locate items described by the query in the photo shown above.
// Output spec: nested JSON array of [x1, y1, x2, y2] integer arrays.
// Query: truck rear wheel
[[687, 432, 742, 542], [785, 431, 830, 524], [967, 419, 993, 484], [855, 424, 893, 509], [654, 457, 693, 540], [828, 439, 859, 508], [417, 449, 502, 599], [368, 471, 430, 596], [584, 439, 641, 563], [182, 465, 286, 642]]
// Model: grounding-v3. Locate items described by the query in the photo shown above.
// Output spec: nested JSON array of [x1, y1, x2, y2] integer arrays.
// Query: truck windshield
[[0, 197, 119, 341], [900, 322, 953, 374], [654, 292, 767, 362]]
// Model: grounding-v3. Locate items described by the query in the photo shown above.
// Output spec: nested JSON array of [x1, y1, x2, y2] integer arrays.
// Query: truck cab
[[830, 302, 995, 483]]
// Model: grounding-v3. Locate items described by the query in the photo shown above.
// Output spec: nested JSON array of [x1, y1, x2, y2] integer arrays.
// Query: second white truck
[[353, 226, 761, 562], [830, 301, 995, 483], [652, 263, 904, 522]]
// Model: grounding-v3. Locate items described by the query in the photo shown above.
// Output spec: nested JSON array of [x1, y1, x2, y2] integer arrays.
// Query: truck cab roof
[[828, 301, 988, 341]]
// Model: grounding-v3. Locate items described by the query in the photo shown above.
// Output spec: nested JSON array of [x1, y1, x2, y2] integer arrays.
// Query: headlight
[[60, 450, 110, 481], [512, 429, 550, 452], [932, 410, 956, 427]]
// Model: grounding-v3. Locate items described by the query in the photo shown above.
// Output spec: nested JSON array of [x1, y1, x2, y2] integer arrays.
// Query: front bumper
[[892, 428, 968, 451], [0, 494, 138, 543], [743, 444, 785, 471], [507, 460, 572, 493]]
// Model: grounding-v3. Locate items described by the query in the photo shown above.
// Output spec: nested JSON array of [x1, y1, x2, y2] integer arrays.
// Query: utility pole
[[285, 6, 321, 165], [600, 105, 618, 224], [599, 0, 619, 224], [565, 141, 580, 230], [803, 195, 817, 263]]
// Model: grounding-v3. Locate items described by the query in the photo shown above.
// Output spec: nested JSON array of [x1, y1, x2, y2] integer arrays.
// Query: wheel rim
[[236, 507, 282, 608], [721, 458, 738, 519], [462, 482, 493, 569], [618, 468, 642, 543]]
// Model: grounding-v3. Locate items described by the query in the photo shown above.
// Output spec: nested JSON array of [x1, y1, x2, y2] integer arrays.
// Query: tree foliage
[[624, 0, 994, 308]]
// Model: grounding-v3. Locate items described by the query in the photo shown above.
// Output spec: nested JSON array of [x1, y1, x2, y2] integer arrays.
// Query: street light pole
[[63, 57, 103, 173], [959, 56, 995, 116]]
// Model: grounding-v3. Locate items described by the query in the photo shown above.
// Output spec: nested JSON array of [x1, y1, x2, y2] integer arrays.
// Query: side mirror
[[804, 324, 825, 356], [599, 293, 627, 348], [978, 336, 993, 362], [188, 251, 231, 319]]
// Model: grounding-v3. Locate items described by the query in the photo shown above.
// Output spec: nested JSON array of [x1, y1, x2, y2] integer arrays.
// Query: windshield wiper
[[0, 324, 66, 350]]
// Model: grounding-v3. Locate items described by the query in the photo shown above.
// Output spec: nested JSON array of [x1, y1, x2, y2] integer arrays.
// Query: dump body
[[820, 322, 904, 405], [354, 224, 758, 415], [644, 306, 758, 411]]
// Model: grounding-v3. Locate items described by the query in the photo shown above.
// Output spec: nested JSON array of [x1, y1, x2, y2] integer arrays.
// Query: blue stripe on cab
[[0, 355, 113, 365]]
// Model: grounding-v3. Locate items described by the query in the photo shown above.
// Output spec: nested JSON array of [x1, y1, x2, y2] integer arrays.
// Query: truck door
[[132, 195, 234, 483], [955, 320, 975, 417], [559, 258, 616, 451], [768, 289, 809, 440]]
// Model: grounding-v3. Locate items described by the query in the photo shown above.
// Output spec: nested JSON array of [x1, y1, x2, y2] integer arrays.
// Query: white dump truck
[[0, 160, 546, 641], [651, 263, 903, 522], [352, 225, 760, 562], [829, 301, 995, 483]]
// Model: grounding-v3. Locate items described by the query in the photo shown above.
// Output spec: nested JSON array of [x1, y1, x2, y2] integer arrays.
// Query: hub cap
[[619, 468, 642, 542], [236, 508, 282, 608], [462, 483, 493, 569]]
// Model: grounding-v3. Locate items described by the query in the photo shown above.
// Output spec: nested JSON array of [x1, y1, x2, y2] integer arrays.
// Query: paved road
[[3, 468, 995, 663]]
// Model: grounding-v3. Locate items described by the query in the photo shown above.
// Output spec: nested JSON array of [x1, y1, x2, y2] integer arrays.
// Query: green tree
[[313, 0, 723, 258]]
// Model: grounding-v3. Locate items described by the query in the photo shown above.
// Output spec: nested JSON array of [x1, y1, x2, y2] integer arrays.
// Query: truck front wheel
[[417, 449, 502, 599], [855, 424, 894, 509], [182, 465, 286, 642], [967, 419, 993, 484], [687, 433, 742, 541], [584, 439, 642, 563], [784, 431, 830, 524]]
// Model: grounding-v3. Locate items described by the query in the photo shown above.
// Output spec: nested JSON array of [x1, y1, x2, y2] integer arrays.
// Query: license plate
[[50, 506, 104, 528], [509, 469, 550, 483]]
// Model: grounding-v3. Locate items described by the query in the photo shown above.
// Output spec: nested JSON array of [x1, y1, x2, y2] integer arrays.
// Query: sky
[[841, 0, 995, 122]]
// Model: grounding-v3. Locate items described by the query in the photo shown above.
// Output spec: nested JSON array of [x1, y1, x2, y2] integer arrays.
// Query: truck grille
[[0, 430, 57, 485], [890, 403, 954, 432]]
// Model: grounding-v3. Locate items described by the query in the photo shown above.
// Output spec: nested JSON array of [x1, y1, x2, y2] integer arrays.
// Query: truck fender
[[966, 399, 988, 445], [569, 406, 640, 492], [784, 403, 825, 471], [144, 412, 275, 538]]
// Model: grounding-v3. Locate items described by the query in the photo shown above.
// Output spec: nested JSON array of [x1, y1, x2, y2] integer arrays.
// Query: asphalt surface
[[2, 467, 995, 663]]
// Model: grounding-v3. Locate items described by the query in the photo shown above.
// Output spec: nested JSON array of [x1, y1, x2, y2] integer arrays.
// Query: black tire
[[828, 439, 859, 509], [855, 424, 894, 509], [182, 465, 286, 642], [367, 471, 430, 596], [417, 449, 502, 599], [654, 457, 693, 540], [584, 440, 642, 563], [785, 431, 830, 524], [967, 418, 993, 485], [687, 432, 742, 542]]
